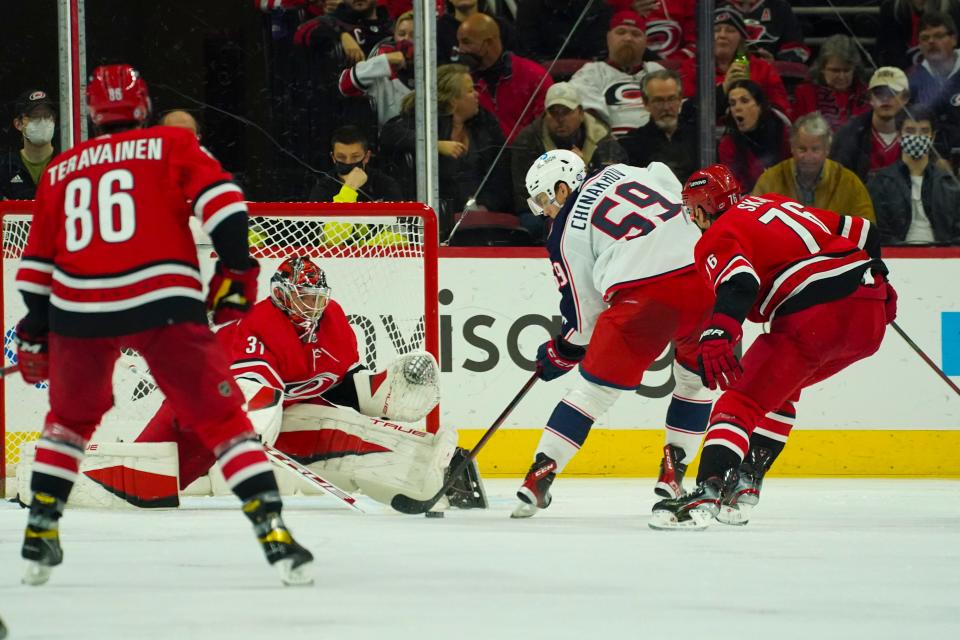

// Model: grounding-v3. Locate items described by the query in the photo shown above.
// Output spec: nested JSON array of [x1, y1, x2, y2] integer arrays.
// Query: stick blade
[[390, 493, 436, 515]]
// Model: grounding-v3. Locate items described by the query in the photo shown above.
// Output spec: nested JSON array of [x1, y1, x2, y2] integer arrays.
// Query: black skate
[[444, 448, 488, 510], [511, 453, 557, 519], [243, 491, 314, 586], [21, 492, 65, 586], [649, 478, 722, 530], [655, 444, 687, 498], [718, 447, 773, 526]]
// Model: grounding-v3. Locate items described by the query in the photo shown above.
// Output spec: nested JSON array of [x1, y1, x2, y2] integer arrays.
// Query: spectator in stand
[[680, 7, 791, 121], [793, 35, 871, 133], [831, 67, 910, 183], [877, 0, 960, 70], [619, 69, 699, 182], [380, 64, 512, 237], [605, 0, 696, 64], [339, 10, 415, 126], [754, 113, 876, 221], [381, 0, 446, 20], [296, 0, 393, 60], [723, 0, 810, 63], [438, 0, 516, 64], [160, 110, 201, 139], [907, 11, 960, 163], [717, 79, 790, 191], [868, 107, 960, 244], [457, 12, 553, 141], [0, 90, 56, 200], [568, 11, 665, 137], [511, 82, 626, 226], [515, 0, 613, 62], [309, 124, 402, 202]]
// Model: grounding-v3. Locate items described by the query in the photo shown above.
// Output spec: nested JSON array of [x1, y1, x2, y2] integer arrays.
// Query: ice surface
[[1, 479, 958, 640]]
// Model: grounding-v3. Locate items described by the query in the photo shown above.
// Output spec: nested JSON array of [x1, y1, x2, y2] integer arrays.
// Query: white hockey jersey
[[568, 60, 665, 137], [547, 162, 701, 346]]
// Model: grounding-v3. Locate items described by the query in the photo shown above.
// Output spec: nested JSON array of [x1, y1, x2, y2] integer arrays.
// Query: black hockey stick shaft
[[0, 365, 19, 378], [890, 321, 960, 397], [391, 371, 540, 514]]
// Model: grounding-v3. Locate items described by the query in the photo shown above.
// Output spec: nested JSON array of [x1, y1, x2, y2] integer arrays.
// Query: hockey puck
[[425, 511, 445, 518]]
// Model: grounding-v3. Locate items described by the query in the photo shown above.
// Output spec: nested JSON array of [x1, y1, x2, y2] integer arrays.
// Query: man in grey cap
[[511, 82, 626, 240], [831, 66, 911, 182], [1, 90, 57, 200]]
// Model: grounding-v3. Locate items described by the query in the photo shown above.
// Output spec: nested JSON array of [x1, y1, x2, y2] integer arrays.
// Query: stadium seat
[[544, 58, 591, 81], [447, 211, 534, 246]]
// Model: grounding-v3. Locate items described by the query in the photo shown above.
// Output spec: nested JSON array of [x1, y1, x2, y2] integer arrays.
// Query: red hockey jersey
[[15, 126, 247, 337], [695, 193, 874, 323], [220, 297, 361, 405]]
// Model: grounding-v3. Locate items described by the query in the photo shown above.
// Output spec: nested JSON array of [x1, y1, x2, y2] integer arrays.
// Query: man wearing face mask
[[308, 124, 401, 202], [868, 107, 960, 244], [1, 90, 56, 200]]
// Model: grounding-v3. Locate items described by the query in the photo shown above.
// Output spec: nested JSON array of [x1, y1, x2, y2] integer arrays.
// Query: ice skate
[[654, 444, 687, 498], [243, 492, 314, 586], [718, 447, 772, 526], [21, 493, 65, 586], [511, 453, 557, 518], [649, 478, 722, 530]]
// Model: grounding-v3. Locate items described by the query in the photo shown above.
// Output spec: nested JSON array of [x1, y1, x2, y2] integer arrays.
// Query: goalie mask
[[270, 257, 331, 339]]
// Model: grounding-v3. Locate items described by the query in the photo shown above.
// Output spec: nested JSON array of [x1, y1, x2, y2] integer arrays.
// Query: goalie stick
[[391, 371, 539, 515], [117, 353, 365, 511], [890, 321, 960, 397]]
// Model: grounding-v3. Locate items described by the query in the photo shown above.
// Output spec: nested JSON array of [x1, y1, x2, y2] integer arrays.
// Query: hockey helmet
[[524, 149, 586, 215], [270, 257, 331, 333], [86, 64, 151, 126], [682, 164, 744, 221]]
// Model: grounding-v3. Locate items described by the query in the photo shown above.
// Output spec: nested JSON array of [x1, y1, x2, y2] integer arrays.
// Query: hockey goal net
[[1, 201, 439, 496]]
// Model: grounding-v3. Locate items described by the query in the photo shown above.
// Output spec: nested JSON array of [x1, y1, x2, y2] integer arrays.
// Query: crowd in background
[[3, 0, 960, 246]]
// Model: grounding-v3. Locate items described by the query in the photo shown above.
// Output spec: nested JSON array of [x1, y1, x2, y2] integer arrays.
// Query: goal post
[[1, 201, 439, 497]]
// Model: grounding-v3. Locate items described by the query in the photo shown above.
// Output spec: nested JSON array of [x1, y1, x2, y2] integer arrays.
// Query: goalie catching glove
[[355, 352, 441, 422]]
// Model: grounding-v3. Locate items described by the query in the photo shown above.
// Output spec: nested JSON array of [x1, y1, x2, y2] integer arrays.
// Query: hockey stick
[[890, 321, 960, 397], [391, 371, 540, 515], [0, 364, 19, 378], [119, 354, 366, 509], [263, 445, 364, 513]]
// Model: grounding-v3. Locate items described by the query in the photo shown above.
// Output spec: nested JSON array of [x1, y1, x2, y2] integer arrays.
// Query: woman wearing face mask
[[716, 79, 791, 192], [867, 106, 960, 244], [379, 63, 512, 239], [0, 90, 56, 200]]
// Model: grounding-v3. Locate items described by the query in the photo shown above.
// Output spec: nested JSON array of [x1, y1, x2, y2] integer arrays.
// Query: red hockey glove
[[883, 281, 898, 325], [535, 336, 586, 381], [15, 321, 49, 384], [697, 313, 743, 391], [207, 260, 260, 325]]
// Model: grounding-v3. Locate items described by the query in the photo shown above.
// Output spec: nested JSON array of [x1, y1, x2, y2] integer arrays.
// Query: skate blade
[[648, 508, 714, 531], [275, 557, 314, 587], [717, 503, 753, 526], [22, 561, 53, 586], [510, 501, 537, 519], [654, 481, 682, 499]]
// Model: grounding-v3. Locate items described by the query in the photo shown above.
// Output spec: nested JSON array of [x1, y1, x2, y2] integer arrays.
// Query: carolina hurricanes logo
[[644, 19, 682, 58], [744, 20, 774, 45], [605, 81, 645, 108], [285, 373, 340, 399], [950, 93, 960, 107]]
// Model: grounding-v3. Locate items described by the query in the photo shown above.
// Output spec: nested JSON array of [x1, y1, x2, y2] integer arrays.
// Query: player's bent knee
[[672, 360, 717, 402], [711, 389, 766, 428], [564, 372, 621, 418]]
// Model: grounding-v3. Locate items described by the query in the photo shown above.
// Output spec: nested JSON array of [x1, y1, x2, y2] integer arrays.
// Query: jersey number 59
[[591, 181, 681, 240], [63, 169, 137, 252]]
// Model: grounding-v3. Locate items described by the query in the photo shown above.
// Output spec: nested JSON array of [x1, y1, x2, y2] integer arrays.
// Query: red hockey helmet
[[86, 64, 151, 126], [270, 257, 331, 335], [682, 164, 744, 221]]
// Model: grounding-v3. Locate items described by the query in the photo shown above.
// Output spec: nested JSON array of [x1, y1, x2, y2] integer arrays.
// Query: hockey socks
[[216, 437, 280, 501], [538, 399, 595, 473], [664, 394, 711, 464]]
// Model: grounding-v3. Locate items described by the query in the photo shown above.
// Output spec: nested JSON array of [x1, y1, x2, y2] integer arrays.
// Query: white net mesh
[[2, 207, 436, 485]]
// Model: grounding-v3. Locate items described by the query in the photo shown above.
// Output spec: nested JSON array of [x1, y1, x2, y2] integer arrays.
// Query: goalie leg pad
[[18, 441, 179, 509], [275, 403, 457, 505]]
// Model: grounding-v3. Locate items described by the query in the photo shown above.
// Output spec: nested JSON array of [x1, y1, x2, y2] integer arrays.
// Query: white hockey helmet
[[524, 149, 586, 215]]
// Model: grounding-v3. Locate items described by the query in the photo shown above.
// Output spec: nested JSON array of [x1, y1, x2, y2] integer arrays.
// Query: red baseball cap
[[609, 10, 647, 32]]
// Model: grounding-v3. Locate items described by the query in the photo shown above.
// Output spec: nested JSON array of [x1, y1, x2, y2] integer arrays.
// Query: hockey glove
[[883, 280, 898, 325], [535, 336, 586, 381], [207, 259, 260, 325], [15, 321, 49, 384], [697, 313, 743, 391]]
